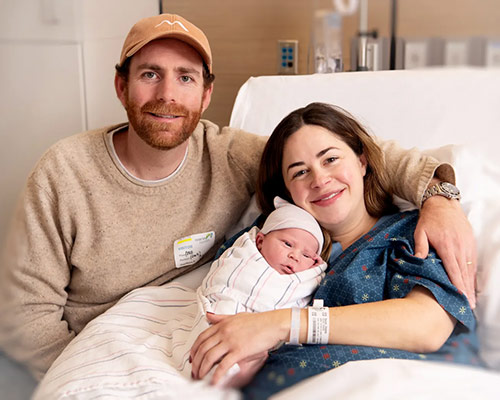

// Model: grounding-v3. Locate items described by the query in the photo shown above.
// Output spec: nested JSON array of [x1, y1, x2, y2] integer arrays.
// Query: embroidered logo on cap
[[155, 20, 189, 32]]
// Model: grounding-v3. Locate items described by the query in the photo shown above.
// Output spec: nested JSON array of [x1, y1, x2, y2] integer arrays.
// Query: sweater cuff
[[418, 162, 456, 208]]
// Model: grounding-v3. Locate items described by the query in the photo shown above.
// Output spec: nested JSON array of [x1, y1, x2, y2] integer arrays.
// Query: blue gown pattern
[[241, 211, 481, 399]]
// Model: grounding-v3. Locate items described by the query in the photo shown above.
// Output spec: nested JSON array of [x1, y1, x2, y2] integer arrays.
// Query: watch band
[[422, 181, 461, 204]]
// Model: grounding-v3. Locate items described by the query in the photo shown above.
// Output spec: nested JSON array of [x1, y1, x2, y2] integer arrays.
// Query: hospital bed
[[222, 67, 500, 399], [7, 67, 500, 399]]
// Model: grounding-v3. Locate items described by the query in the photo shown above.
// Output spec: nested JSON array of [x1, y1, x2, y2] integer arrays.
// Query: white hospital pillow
[[423, 144, 500, 370]]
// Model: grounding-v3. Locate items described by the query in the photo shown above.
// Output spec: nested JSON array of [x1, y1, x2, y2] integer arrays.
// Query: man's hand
[[414, 195, 477, 308]]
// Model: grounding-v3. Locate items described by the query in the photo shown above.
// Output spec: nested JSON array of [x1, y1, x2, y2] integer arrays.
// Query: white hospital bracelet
[[288, 307, 301, 345], [306, 299, 330, 344]]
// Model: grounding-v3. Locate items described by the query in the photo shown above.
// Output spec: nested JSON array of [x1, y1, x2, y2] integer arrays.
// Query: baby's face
[[256, 228, 321, 275]]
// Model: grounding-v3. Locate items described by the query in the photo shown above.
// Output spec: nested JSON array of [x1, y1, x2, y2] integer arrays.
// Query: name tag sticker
[[174, 231, 215, 268]]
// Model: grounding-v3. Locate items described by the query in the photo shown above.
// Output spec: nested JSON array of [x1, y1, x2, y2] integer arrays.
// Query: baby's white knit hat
[[261, 197, 324, 254]]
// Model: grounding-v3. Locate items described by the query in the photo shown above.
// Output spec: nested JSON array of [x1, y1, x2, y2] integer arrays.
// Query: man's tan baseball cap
[[118, 13, 212, 73]]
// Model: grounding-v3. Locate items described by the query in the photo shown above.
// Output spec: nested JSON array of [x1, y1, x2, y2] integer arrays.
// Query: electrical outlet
[[278, 40, 298, 75]]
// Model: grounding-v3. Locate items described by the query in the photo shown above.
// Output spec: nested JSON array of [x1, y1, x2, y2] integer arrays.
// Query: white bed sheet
[[270, 358, 500, 400]]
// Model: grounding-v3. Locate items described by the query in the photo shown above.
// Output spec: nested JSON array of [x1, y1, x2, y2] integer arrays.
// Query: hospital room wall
[[162, 0, 500, 128], [0, 0, 159, 249]]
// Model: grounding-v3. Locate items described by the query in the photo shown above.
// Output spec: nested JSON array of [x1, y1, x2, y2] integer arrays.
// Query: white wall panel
[[0, 42, 84, 246], [83, 38, 127, 129], [0, 0, 159, 249]]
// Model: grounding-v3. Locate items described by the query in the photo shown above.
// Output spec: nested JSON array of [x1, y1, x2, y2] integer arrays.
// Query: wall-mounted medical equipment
[[312, 10, 343, 73], [310, 0, 362, 73], [403, 38, 444, 69], [485, 39, 500, 67], [443, 37, 486, 67], [350, 35, 404, 71], [401, 37, 500, 69]]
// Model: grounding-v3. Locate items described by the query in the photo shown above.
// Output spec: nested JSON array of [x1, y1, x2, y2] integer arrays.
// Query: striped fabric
[[33, 285, 241, 399], [34, 228, 325, 399], [198, 227, 327, 315]]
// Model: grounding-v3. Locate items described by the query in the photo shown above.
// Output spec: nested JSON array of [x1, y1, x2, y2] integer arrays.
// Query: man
[[0, 13, 475, 381]]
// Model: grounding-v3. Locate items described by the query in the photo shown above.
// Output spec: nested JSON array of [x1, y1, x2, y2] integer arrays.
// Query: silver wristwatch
[[422, 182, 461, 203]]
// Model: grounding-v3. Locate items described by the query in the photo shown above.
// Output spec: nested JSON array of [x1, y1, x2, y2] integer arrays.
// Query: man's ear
[[201, 83, 213, 113], [255, 231, 265, 251], [115, 73, 127, 108]]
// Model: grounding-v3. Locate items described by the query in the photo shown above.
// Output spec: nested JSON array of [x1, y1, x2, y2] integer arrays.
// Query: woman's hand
[[190, 310, 289, 385], [220, 351, 269, 388], [414, 195, 477, 308]]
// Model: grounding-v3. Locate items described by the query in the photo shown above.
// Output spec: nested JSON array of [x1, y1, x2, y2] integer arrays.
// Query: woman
[[190, 103, 479, 397]]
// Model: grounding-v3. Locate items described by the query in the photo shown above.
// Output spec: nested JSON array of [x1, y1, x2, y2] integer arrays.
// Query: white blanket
[[34, 228, 326, 399], [198, 227, 327, 314], [33, 285, 239, 399]]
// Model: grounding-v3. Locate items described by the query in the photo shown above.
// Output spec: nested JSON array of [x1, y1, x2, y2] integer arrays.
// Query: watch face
[[441, 182, 460, 195]]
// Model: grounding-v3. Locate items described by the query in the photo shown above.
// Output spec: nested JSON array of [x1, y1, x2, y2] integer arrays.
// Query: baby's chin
[[273, 265, 294, 275], [274, 264, 314, 275]]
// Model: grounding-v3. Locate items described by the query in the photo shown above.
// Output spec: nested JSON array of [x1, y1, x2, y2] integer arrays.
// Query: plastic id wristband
[[287, 307, 301, 346], [306, 299, 330, 344]]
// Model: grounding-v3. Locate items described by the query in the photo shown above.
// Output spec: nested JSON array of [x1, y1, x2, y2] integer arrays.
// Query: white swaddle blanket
[[34, 228, 326, 400], [198, 227, 327, 314]]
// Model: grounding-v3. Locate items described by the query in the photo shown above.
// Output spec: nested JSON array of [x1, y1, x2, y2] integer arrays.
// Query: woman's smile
[[311, 189, 344, 206]]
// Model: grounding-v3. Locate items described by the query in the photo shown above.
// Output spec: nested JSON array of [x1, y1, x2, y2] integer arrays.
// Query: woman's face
[[282, 125, 367, 232]]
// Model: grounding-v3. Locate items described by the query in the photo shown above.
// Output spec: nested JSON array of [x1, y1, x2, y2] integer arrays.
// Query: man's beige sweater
[[0, 119, 452, 379]]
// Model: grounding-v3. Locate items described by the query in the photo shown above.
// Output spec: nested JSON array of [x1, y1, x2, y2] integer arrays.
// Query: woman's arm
[[190, 286, 456, 384], [314, 286, 455, 352]]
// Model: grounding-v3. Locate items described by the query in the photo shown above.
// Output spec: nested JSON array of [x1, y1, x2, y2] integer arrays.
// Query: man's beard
[[124, 93, 202, 150]]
